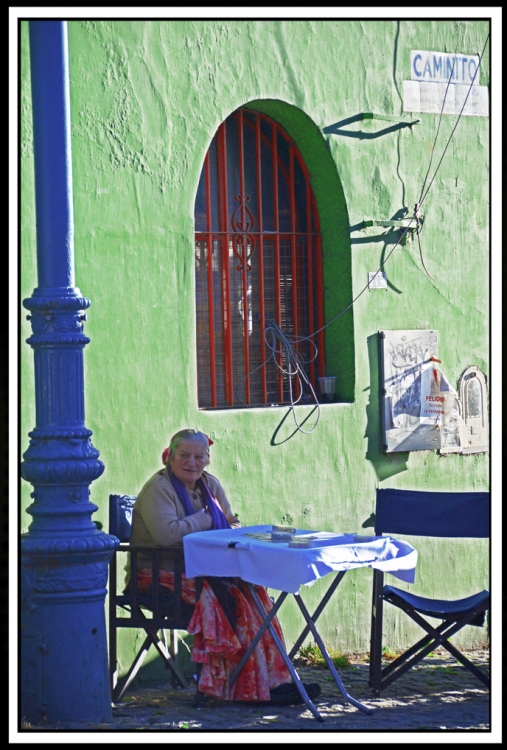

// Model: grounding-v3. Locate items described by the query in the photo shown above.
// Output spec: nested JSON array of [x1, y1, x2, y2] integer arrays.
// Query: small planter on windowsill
[[318, 376, 337, 403]]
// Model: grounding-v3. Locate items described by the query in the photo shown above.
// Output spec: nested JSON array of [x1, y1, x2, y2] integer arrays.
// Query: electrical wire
[[410, 51, 457, 280], [417, 54, 458, 206], [238, 217, 416, 433], [304, 217, 417, 341], [415, 37, 489, 279], [239, 33, 490, 433], [263, 316, 321, 433], [418, 36, 489, 211], [416, 223, 435, 281], [306, 34, 490, 338], [236, 315, 321, 433]]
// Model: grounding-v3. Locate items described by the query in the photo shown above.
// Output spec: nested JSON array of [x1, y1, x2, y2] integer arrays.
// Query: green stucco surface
[[21, 19, 490, 671]]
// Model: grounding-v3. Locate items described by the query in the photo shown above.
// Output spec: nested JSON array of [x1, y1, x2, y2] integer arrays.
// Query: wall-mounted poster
[[379, 329, 446, 452], [378, 331, 489, 455]]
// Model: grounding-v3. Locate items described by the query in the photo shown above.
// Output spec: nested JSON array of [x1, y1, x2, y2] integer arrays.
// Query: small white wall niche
[[458, 366, 488, 454], [439, 366, 489, 455]]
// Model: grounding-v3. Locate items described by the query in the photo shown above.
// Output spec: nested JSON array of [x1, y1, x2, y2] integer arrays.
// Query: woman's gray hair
[[162, 429, 213, 465], [170, 428, 210, 453], [164, 427, 208, 463]]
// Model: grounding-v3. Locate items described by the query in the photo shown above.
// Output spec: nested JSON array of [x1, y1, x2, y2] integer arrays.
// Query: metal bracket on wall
[[361, 113, 420, 126], [359, 217, 423, 245]]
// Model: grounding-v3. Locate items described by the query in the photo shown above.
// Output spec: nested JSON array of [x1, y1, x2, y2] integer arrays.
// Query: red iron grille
[[195, 108, 325, 408]]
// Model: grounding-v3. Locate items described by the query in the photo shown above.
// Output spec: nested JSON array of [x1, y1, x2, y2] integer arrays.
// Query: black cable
[[234, 316, 321, 433], [415, 37, 489, 279], [417, 54, 458, 205], [239, 33, 490, 430], [304, 218, 417, 341], [418, 36, 489, 212], [307, 34, 490, 332]]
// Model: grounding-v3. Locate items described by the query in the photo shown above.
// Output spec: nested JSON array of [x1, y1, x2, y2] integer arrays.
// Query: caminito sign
[[411, 50, 481, 85]]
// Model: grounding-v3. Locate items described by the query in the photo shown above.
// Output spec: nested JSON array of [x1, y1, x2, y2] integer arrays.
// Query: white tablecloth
[[183, 525, 418, 594]]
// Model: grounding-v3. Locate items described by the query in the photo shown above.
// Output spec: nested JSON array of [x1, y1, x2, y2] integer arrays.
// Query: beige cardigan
[[128, 468, 240, 574]]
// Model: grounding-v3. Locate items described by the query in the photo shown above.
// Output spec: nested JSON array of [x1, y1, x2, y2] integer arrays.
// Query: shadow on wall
[[270, 406, 319, 446], [322, 113, 417, 140], [364, 333, 409, 481]]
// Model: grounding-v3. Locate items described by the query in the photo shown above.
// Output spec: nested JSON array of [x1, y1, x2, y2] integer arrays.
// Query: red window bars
[[195, 108, 325, 408]]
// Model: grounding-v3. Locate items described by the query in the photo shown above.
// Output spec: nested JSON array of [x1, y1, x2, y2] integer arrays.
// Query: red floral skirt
[[137, 570, 291, 701]]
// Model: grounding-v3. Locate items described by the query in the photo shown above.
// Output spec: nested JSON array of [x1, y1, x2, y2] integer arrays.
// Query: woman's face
[[169, 438, 210, 489]]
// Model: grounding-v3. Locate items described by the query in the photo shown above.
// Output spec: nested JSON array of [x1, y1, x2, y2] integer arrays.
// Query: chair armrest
[[118, 543, 184, 553], [114, 543, 188, 618], [110, 545, 196, 632]]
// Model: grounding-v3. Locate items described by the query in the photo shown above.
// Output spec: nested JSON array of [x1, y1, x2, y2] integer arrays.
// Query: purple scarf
[[167, 468, 231, 530]]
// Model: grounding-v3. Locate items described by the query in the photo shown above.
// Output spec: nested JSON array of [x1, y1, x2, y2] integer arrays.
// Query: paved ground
[[20, 649, 494, 738]]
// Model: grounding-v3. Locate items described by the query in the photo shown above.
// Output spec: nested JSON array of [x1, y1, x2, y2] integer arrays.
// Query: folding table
[[183, 525, 418, 722]]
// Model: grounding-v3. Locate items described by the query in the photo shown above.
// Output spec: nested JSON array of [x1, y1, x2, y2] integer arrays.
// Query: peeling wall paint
[[21, 19, 490, 659]]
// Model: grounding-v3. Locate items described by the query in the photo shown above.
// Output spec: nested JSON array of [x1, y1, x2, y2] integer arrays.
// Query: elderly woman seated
[[129, 428, 320, 705]]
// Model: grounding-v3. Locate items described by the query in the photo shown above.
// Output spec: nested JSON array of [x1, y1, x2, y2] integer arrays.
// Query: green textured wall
[[21, 19, 490, 671]]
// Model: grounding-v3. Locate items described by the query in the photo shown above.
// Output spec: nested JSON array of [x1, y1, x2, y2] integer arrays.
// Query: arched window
[[195, 108, 325, 408]]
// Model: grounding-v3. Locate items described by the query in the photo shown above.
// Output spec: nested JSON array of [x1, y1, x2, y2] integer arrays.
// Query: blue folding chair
[[368, 489, 490, 696]]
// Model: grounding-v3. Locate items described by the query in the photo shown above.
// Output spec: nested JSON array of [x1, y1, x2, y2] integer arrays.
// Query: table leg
[[229, 589, 288, 689], [288, 570, 346, 660], [246, 585, 325, 722], [294, 593, 372, 715]]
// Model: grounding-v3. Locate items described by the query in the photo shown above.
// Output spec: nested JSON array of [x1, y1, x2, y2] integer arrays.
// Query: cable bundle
[[263, 315, 321, 433]]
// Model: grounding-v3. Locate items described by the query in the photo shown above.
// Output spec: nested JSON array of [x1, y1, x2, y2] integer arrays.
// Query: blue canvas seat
[[108, 494, 201, 703], [368, 489, 490, 696]]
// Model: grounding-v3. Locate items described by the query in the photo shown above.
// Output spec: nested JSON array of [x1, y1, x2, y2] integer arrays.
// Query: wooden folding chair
[[368, 489, 490, 696], [108, 494, 201, 703]]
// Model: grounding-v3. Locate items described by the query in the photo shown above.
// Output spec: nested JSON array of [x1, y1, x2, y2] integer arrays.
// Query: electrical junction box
[[368, 271, 387, 289]]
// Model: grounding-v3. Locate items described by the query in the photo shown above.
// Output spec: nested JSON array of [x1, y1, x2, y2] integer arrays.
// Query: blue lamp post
[[21, 21, 118, 723]]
